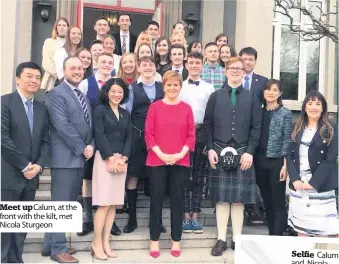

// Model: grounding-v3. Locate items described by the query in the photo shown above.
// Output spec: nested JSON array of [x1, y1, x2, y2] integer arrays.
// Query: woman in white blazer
[[41, 17, 69, 91]]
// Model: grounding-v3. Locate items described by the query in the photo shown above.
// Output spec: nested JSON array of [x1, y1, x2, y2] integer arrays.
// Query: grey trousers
[[42, 168, 83, 257]]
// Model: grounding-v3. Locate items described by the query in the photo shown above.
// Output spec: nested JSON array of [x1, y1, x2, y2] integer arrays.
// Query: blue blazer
[[286, 125, 338, 193], [250, 73, 268, 103]]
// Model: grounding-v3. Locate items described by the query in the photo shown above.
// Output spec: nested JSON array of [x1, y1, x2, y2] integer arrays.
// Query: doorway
[[83, 7, 152, 48]]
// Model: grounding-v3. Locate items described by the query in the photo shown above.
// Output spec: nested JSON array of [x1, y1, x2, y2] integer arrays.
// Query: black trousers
[[149, 165, 189, 241], [1, 188, 36, 263], [255, 155, 287, 235]]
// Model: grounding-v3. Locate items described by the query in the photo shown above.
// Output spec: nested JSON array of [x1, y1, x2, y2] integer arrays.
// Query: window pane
[[305, 1, 322, 24], [280, 26, 300, 100], [275, 3, 301, 24], [306, 41, 320, 94], [335, 44, 338, 105], [121, 0, 155, 9]]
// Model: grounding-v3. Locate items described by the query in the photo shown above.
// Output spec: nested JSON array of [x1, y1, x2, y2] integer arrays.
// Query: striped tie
[[74, 89, 90, 124]]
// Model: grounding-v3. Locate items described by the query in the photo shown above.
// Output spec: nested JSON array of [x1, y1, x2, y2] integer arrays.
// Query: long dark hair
[[187, 40, 202, 53], [263, 79, 283, 106], [219, 44, 237, 68], [154, 36, 171, 65], [291, 91, 334, 144], [75, 48, 93, 79]]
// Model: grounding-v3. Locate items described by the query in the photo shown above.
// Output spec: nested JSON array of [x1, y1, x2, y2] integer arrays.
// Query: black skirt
[[209, 143, 257, 204], [127, 126, 149, 178]]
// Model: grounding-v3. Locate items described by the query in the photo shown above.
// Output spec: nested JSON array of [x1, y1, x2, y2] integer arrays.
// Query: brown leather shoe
[[41, 247, 76, 257], [51, 253, 79, 263]]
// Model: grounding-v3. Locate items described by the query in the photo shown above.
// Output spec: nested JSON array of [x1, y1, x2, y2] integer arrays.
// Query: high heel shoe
[[90, 246, 108, 261], [103, 248, 117, 258], [171, 242, 181, 257], [149, 250, 160, 258]]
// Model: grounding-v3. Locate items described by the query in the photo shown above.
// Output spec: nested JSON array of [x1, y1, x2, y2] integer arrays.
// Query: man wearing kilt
[[204, 56, 262, 256], [124, 56, 164, 233], [179, 52, 214, 233]]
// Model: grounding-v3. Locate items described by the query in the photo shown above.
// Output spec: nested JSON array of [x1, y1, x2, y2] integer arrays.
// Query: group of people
[[1, 11, 338, 264]]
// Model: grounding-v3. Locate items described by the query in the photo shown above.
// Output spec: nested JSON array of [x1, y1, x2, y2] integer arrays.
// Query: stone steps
[[24, 225, 268, 253], [24, 248, 235, 263]]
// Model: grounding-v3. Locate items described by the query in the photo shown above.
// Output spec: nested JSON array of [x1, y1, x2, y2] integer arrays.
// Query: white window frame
[[272, 0, 326, 104]]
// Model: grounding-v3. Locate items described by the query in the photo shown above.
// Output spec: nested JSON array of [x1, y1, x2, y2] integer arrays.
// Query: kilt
[[127, 126, 148, 178], [209, 144, 257, 204], [83, 156, 94, 180]]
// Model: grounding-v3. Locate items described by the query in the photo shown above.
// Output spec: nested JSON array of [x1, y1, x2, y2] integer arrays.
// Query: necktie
[[243, 75, 250, 90], [74, 89, 90, 124], [98, 80, 106, 87], [25, 100, 33, 134], [231, 88, 237, 106], [188, 79, 200, 86], [122, 35, 127, 54]]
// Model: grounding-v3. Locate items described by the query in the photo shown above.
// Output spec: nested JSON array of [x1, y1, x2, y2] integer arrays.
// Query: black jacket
[[250, 73, 268, 103], [113, 32, 137, 55], [286, 126, 338, 193], [93, 105, 132, 159], [204, 85, 262, 155], [1, 91, 49, 190]]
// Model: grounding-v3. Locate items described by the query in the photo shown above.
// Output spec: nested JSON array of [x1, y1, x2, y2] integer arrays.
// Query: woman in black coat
[[287, 91, 338, 237]]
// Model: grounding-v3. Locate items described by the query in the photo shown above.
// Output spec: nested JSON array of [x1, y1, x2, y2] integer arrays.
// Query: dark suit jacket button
[[293, 160, 295, 162], [320, 150, 324, 153], [317, 161, 320, 164]]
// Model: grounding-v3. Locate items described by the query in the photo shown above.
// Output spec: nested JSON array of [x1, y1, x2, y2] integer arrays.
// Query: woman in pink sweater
[[145, 70, 195, 258]]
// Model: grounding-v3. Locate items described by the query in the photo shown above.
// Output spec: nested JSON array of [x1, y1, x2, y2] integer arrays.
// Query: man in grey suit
[[42, 56, 94, 263]]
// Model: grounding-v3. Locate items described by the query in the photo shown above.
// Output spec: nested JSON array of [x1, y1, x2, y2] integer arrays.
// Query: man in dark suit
[[170, 44, 188, 80], [239, 47, 268, 103], [1, 62, 49, 263], [240, 47, 268, 226], [113, 13, 137, 55], [42, 56, 94, 263]]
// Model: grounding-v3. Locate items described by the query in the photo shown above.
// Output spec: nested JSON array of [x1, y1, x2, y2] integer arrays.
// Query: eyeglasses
[[227, 67, 244, 72]]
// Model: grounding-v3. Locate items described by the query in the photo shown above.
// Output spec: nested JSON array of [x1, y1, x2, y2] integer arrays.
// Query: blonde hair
[[51, 17, 70, 39], [170, 32, 187, 47], [163, 70, 183, 87], [117, 53, 138, 82], [134, 31, 152, 53]]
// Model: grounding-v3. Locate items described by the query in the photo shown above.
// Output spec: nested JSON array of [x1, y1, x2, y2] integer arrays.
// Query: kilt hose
[[184, 140, 208, 213]]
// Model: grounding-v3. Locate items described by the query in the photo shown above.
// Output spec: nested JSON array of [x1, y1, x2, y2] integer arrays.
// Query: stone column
[[200, 0, 224, 46], [235, 0, 274, 77], [1, 0, 33, 95], [57, 0, 78, 26], [161, 0, 182, 37]]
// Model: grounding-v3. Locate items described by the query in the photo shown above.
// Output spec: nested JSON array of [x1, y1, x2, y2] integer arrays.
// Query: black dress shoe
[[211, 240, 227, 256], [123, 220, 137, 233], [110, 222, 121, 236], [231, 241, 235, 250], [77, 221, 93, 236], [161, 226, 167, 233]]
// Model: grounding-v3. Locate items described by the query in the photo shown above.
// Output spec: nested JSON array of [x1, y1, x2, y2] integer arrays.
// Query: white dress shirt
[[54, 47, 68, 80], [172, 65, 184, 75], [179, 79, 214, 124], [242, 71, 254, 90], [120, 31, 130, 53], [78, 73, 107, 95]]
